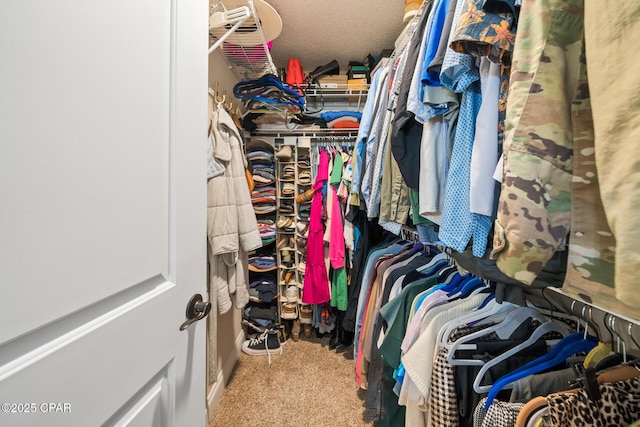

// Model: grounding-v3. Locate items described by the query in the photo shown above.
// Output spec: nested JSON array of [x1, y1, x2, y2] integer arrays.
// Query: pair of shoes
[[296, 221, 308, 234], [296, 225, 309, 239], [281, 249, 292, 263], [296, 237, 307, 249], [278, 236, 294, 250], [281, 164, 296, 180], [308, 59, 340, 81], [275, 145, 293, 160], [281, 302, 298, 319], [298, 170, 312, 185], [283, 270, 295, 284], [279, 200, 294, 213], [299, 304, 312, 326], [276, 216, 293, 229], [281, 182, 295, 197], [241, 330, 282, 365], [295, 188, 314, 203], [285, 285, 298, 302], [329, 326, 346, 350]]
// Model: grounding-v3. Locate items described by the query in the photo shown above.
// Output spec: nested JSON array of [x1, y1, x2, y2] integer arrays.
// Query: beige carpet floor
[[209, 334, 373, 427]]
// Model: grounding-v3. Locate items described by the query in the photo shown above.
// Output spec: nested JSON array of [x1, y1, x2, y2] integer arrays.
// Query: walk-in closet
[[2, 0, 640, 426], [206, 0, 640, 426]]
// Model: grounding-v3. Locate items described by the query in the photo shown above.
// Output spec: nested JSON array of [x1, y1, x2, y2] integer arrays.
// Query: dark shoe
[[308, 59, 340, 81], [329, 326, 345, 350], [241, 330, 282, 356]]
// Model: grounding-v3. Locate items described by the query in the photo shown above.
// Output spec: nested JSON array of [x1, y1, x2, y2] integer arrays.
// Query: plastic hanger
[[419, 259, 449, 278], [437, 298, 518, 348], [416, 252, 448, 272], [441, 271, 466, 290], [446, 306, 551, 364], [446, 276, 484, 298], [484, 332, 598, 408], [472, 319, 574, 393], [406, 242, 425, 256]]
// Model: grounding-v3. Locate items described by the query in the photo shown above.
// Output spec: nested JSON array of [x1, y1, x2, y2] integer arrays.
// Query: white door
[[0, 0, 208, 426]]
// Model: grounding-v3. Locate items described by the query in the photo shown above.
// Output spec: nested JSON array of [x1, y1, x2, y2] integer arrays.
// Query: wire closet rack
[[209, 0, 278, 80]]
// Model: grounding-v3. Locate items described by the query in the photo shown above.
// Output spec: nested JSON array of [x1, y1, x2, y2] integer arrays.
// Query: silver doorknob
[[179, 294, 212, 331]]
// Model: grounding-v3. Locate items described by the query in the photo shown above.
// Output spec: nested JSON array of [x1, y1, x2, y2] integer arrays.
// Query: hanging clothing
[[351, 67, 389, 206], [470, 57, 501, 217], [547, 377, 640, 427], [491, 0, 584, 284], [302, 149, 331, 304], [207, 106, 262, 315], [563, 0, 640, 315], [391, 1, 433, 190]]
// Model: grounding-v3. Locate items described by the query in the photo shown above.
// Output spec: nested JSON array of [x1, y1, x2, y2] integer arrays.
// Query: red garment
[[302, 149, 330, 304], [286, 58, 305, 94], [332, 121, 360, 129], [251, 197, 276, 204]]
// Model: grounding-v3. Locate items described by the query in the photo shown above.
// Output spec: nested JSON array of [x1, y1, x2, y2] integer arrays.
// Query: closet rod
[[309, 136, 356, 143], [544, 287, 640, 352], [400, 225, 420, 243]]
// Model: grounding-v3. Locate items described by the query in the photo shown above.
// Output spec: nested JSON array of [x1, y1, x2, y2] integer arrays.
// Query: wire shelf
[[209, 0, 277, 80]]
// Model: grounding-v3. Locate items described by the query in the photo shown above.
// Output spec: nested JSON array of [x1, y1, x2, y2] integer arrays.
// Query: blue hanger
[[442, 274, 470, 296], [420, 259, 448, 278], [477, 293, 495, 310], [407, 242, 425, 256], [484, 332, 598, 409], [457, 277, 485, 298]]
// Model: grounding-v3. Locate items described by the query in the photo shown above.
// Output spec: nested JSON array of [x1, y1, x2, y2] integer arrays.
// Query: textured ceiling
[[265, 0, 406, 75]]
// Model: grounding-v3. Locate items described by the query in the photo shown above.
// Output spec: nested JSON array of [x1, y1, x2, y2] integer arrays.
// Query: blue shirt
[[437, 0, 493, 257], [421, 0, 452, 86], [320, 110, 363, 122], [351, 67, 387, 198]]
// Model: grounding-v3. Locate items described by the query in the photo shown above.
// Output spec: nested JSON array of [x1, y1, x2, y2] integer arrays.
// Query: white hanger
[[446, 306, 551, 365], [472, 318, 573, 393], [437, 299, 518, 349]]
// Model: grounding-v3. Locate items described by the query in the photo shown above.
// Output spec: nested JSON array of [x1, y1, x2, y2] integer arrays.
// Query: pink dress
[[302, 149, 331, 304]]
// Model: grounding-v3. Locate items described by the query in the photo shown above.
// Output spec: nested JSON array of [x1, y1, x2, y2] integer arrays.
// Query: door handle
[[179, 294, 212, 331]]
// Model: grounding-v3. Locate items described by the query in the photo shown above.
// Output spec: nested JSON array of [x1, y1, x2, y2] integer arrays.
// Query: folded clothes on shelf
[[243, 305, 278, 326], [248, 255, 277, 272], [247, 150, 275, 164], [248, 279, 277, 303], [320, 110, 363, 122], [253, 203, 277, 214]]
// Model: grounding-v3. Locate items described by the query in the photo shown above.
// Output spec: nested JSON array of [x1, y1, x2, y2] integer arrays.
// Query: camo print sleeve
[[490, 0, 585, 284]]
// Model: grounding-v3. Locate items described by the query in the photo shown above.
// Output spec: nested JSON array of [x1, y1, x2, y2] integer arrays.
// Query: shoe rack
[[274, 139, 315, 328], [295, 142, 313, 337], [275, 142, 299, 323]]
